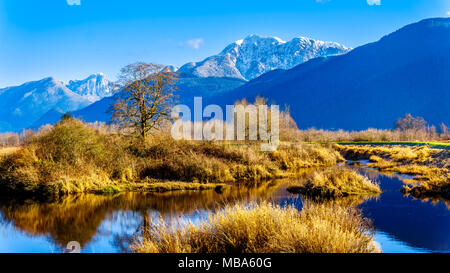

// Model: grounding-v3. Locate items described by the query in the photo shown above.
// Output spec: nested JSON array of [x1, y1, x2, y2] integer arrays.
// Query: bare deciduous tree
[[0, 133, 19, 147], [440, 123, 449, 135], [112, 62, 178, 138], [394, 114, 427, 131]]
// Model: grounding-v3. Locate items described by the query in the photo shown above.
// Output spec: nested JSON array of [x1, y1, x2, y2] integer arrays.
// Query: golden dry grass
[[131, 201, 378, 253], [287, 168, 381, 197], [336, 144, 438, 164], [401, 177, 450, 200], [0, 147, 19, 158], [0, 118, 344, 197], [140, 138, 344, 183], [280, 128, 449, 143], [54, 174, 224, 195], [337, 145, 449, 200]]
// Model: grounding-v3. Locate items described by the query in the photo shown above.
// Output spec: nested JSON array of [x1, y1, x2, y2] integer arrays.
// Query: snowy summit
[[178, 35, 350, 80], [66, 73, 113, 103]]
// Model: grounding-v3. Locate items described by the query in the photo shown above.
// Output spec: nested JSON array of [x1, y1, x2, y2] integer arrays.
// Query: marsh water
[[0, 167, 449, 253]]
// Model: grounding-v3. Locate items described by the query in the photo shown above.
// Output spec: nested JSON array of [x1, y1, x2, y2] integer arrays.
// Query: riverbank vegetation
[[337, 144, 449, 200], [287, 168, 381, 197], [284, 114, 450, 143], [0, 147, 19, 158], [1, 118, 446, 200], [131, 201, 378, 253], [281, 128, 450, 143], [0, 117, 343, 197], [401, 179, 450, 200]]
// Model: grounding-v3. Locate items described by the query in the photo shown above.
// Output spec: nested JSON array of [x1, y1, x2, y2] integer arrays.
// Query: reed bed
[[131, 201, 379, 253], [287, 168, 381, 197], [0, 117, 343, 196], [337, 145, 449, 200]]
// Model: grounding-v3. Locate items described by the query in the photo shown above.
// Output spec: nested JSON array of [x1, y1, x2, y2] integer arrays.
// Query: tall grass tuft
[[287, 168, 381, 197], [131, 201, 378, 253]]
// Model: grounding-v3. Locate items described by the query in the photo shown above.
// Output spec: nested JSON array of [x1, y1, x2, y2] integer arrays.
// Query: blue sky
[[0, 0, 449, 87]]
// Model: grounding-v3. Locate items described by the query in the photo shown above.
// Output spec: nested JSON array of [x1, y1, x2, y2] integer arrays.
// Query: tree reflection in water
[[0, 180, 287, 251]]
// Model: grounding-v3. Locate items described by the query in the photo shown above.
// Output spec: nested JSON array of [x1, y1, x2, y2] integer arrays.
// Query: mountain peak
[[416, 17, 450, 27], [394, 17, 450, 35], [40, 77, 62, 86], [68, 73, 106, 84], [178, 34, 350, 80], [239, 34, 285, 44], [372, 17, 450, 52], [162, 65, 179, 73], [87, 73, 105, 79], [66, 74, 112, 103], [232, 35, 286, 49]]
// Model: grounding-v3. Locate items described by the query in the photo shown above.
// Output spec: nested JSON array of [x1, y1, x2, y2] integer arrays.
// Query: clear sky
[[0, 0, 449, 87]]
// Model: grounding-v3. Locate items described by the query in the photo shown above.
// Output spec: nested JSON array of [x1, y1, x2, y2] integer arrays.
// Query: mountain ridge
[[178, 34, 350, 80], [0, 77, 92, 131], [66, 73, 113, 103]]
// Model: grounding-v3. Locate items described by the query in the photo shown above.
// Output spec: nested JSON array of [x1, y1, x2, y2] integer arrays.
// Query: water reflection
[[356, 168, 450, 252], [0, 181, 292, 252], [0, 168, 448, 253]]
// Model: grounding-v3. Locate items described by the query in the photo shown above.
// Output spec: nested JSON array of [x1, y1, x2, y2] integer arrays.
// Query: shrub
[[32, 117, 108, 167]]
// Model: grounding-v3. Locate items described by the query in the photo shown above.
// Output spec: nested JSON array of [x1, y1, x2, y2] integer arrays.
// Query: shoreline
[[1, 143, 448, 200]]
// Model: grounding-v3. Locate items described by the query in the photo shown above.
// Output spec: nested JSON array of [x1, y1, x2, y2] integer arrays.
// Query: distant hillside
[[0, 78, 91, 132], [217, 18, 450, 130]]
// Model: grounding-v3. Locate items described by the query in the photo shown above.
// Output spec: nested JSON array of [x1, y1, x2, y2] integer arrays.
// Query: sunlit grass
[[287, 168, 381, 197], [280, 127, 450, 143], [131, 201, 379, 253], [337, 145, 449, 200], [0, 147, 19, 157], [0, 117, 343, 196]]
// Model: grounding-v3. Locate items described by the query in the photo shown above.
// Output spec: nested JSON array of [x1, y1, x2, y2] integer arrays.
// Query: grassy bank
[[131, 201, 378, 253], [401, 180, 450, 200], [337, 145, 449, 200], [280, 128, 450, 143], [0, 118, 343, 197], [336, 141, 450, 148], [287, 168, 381, 197], [0, 147, 19, 158]]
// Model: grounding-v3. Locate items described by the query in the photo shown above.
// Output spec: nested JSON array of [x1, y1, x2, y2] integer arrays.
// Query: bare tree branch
[[111, 62, 178, 138]]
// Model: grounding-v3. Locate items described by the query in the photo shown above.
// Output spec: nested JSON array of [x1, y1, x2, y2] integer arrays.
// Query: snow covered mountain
[[0, 77, 92, 132], [66, 73, 113, 102], [178, 35, 350, 80]]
